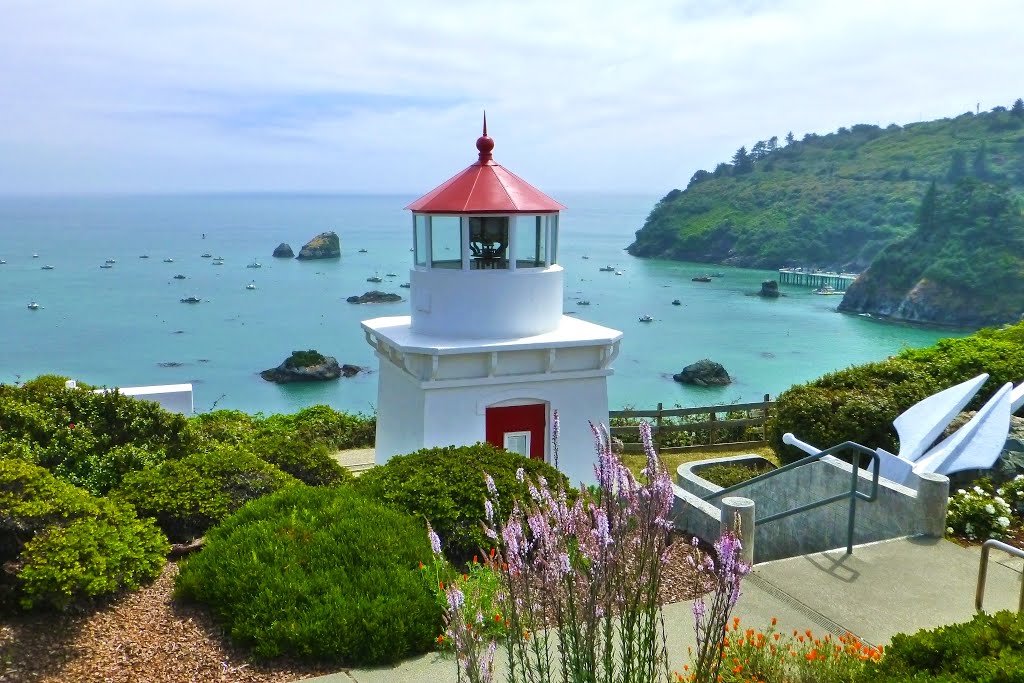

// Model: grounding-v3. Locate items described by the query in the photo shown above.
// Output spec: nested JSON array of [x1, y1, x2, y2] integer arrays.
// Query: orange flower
[[473, 555, 478, 564], [805, 630, 813, 638], [490, 548, 496, 557], [806, 649, 818, 661], [439, 581, 443, 590], [494, 614, 502, 622], [419, 562, 424, 569], [734, 617, 741, 626], [437, 634, 445, 644], [771, 617, 777, 626], [731, 665, 742, 674], [773, 634, 780, 641]]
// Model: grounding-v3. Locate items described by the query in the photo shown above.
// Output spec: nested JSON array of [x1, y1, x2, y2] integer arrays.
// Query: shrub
[[997, 475, 1024, 517], [259, 404, 375, 450], [356, 442, 571, 562], [857, 610, 1024, 682], [698, 462, 775, 489], [188, 409, 258, 447], [0, 459, 167, 610], [284, 349, 326, 368], [946, 483, 1012, 541], [175, 485, 439, 665], [247, 434, 353, 487], [114, 445, 297, 542]]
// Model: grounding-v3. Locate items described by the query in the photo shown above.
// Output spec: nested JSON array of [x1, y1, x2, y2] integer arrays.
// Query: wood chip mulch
[[0, 538, 715, 683]]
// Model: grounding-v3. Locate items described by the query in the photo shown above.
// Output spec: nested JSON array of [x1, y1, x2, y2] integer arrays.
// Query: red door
[[485, 403, 546, 460]]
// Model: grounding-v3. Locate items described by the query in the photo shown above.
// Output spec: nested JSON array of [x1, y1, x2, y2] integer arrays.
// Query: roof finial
[[476, 111, 494, 163]]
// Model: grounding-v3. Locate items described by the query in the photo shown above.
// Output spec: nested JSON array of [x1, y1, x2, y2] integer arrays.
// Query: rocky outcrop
[[261, 351, 344, 383], [346, 290, 402, 304], [838, 275, 986, 328], [273, 242, 294, 258], [673, 359, 731, 386], [296, 231, 340, 260], [758, 280, 780, 298]]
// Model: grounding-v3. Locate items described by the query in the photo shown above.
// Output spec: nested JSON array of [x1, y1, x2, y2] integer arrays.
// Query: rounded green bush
[[0, 459, 168, 610], [175, 485, 439, 665], [114, 445, 298, 542], [247, 434, 353, 487], [259, 404, 376, 450], [356, 442, 572, 562]]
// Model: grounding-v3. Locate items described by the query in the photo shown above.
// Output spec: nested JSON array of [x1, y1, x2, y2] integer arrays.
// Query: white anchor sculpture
[[784, 373, 1024, 488]]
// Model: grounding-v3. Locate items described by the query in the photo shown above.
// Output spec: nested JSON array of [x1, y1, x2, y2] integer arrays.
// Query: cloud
[[0, 0, 1021, 193]]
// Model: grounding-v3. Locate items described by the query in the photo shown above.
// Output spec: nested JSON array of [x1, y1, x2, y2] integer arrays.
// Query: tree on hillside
[[947, 150, 968, 182], [732, 146, 753, 174], [713, 162, 731, 178], [972, 143, 991, 180], [785, 131, 795, 145], [1012, 98, 1024, 118], [687, 170, 712, 188], [917, 182, 939, 236], [767, 136, 779, 153], [750, 140, 769, 160]]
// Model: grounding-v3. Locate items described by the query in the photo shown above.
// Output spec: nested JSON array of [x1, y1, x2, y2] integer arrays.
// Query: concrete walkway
[[302, 536, 1024, 683], [332, 448, 375, 475]]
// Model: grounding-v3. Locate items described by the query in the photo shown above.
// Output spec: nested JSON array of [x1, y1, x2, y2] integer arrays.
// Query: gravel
[[1, 538, 714, 683]]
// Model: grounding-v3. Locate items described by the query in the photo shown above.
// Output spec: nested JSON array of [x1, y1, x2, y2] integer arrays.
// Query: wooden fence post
[[762, 393, 771, 441], [708, 409, 717, 446], [654, 402, 663, 452]]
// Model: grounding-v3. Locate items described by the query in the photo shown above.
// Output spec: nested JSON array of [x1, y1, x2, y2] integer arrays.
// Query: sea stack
[[273, 242, 294, 258], [296, 231, 341, 260], [673, 359, 732, 386]]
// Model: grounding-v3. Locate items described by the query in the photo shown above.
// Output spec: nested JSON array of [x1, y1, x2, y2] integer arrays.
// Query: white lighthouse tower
[[361, 119, 622, 485]]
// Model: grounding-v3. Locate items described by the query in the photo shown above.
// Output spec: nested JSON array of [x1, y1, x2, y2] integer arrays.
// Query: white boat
[[577, 300, 591, 306], [32, 254, 39, 258], [367, 275, 383, 283], [180, 296, 202, 304], [246, 260, 262, 269], [41, 265, 54, 270], [599, 265, 615, 272], [615, 270, 624, 275], [173, 274, 186, 279], [385, 272, 398, 277], [201, 253, 212, 258], [814, 285, 842, 295], [0, 259, 6, 264], [399, 283, 411, 289], [100, 264, 113, 269], [163, 258, 174, 263], [246, 282, 256, 290], [638, 314, 653, 323], [358, 249, 368, 253], [213, 259, 224, 266], [105, 258, 116, 264], [27, 302, 39, 310]]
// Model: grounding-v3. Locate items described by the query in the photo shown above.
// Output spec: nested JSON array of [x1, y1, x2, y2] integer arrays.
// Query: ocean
[[0, 193, 959, 416]]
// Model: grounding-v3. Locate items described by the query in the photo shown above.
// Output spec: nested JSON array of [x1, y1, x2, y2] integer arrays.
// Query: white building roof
[[362, 315, 622, 355], [97, 383, 194, 395]]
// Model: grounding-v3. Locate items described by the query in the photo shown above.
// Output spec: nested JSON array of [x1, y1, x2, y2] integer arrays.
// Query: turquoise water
[[0, 193, 960, 415]]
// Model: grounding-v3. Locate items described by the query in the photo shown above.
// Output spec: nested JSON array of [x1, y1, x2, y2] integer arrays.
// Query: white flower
[[1016, 475, 1024, 481], [995, 496, 1006, 505], [974, 486, 985, 495], [946, 527, 954, 534], [965, 523, 975, 535], [998, 516, 1011, 528], [957, 489, 966, 495], [985, 504, 996, 515]]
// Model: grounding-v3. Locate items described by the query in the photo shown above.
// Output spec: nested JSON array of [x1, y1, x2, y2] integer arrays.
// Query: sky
[[1, 0, 1022, 195]]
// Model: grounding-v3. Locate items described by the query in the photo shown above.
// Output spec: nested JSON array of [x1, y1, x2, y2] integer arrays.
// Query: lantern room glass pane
[[469, 216, 509, 269], [414, 214, 428, 267], [515, 215, 546, 268], [430, 216, 462, 269], [548, 214, 558, 264]]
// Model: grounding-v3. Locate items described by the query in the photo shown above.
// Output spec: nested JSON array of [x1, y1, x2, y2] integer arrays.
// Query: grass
[[621, 444, 779, 480]]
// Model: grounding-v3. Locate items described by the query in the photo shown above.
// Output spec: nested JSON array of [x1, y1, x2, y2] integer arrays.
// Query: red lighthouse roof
[[406, 117, 565, 214]]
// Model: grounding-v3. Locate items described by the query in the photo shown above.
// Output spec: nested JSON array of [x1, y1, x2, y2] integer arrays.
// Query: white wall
[[374, 359, 426, 463], [94, 384, 194, 415], [420, 376, 610, 486], [410, 266, 564, 339]]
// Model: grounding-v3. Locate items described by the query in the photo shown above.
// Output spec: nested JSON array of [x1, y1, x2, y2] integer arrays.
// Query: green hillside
[[838, 179, 1024, 328], [628, 100, 1024, 269]]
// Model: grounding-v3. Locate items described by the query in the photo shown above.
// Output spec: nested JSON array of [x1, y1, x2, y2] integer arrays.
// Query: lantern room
[[405, 118, 566, 339]]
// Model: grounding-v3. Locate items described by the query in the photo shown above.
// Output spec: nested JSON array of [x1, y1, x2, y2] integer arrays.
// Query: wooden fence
[[608, 394, 773, 454]]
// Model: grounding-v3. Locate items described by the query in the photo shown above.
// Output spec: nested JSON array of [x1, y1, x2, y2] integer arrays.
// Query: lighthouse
[[361, 119, 622, 485]]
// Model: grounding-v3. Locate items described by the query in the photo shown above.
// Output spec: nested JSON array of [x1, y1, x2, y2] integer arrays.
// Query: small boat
[[582, 256, 590, 260], [27, 302, 39, 310], [180, 296, 202, 304], [385, 272, 398, 277], [105, 258, 116, 264], [41, 265, 54, 270], [246, 260, 262, 269], [139, 255, 149, 259], [100, 264, 113, 269], [710, 272, 725, 277], [692, 275, 712, 282], [615, 270, 624, 275], [246, 282, 256, 290], [163, 258, 174, 263], [173, 274, 186, 279], [638, 314, 654, 323], [400, 283, 411, 289], [814, 285, 842, 295], [213, 259, 224, 266], [0, 259, 7, 264], [599, 265, 616, 272], [201, 253, 212, 258], [672, 299, 681, 306], [577, 300, 591, 306], [358, 249, 368, 253], [367, 275, 383, 283], [32, 254, 39, 258]]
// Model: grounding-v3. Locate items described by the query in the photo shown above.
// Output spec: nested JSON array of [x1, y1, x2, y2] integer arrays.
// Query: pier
[[778, 268, 858, 291]]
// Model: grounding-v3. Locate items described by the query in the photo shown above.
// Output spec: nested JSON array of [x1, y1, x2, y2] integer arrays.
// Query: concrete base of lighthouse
[[362, 315, 622, 486]]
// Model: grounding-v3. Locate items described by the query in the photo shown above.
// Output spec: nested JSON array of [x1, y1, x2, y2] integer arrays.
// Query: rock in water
[[273, 242, 294, 258], [346, 290, 402, 304], [340, 364, 363, 378], [759, 280, 780, 298], [673, 359, 732, 386], [261, 349, 343, 383], [296, 231, 341, 260]]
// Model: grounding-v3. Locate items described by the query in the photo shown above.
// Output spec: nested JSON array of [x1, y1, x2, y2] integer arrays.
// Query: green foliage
[[628, 105, 1024, 270], [246, 434, 353, 487], [113, 445, 298, 542], [356, 442, 572, 562], [284, 349, 326, 369], [946, 482, 1013, 540], [768, 322, 1024, 464], [0, 459, 167, 610], [175, 485, 439, 665], [697, 461, 774, 488], [857, 610, 1024, 682], [258, 404, 375, 451]]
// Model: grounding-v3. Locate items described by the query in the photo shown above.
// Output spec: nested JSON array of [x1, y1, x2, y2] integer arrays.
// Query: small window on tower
[[414, 215, 428, 267], [469, 216, 509, 269], [430, 216, 462, 269], [514, 215, 547, 268]]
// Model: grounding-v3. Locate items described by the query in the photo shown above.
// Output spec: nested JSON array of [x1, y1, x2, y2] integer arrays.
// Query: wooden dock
[[777, 268, 858, 291]]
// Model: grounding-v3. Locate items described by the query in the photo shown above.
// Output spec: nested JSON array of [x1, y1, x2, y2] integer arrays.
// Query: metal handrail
[[975, 539, 1024, 613], [701, 439, 880, 555]]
